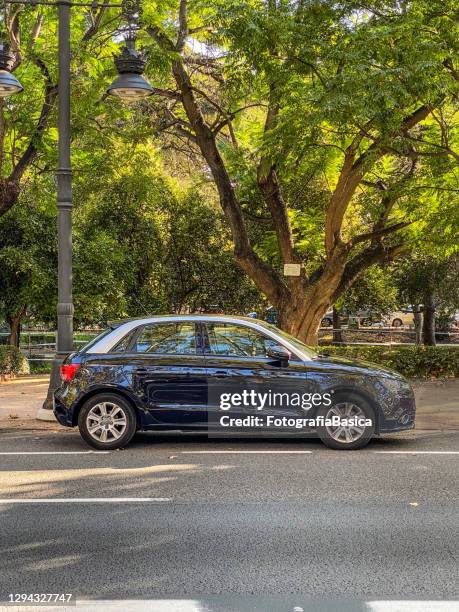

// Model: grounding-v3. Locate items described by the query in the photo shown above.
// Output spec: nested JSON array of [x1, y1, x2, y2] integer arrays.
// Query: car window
[[134, 323, 196, 355], [204, 323, 285, 358], [111, 330, 135, 353]]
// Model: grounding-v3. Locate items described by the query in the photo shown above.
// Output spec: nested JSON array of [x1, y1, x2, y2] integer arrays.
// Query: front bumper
[[379, 392, 416, 433]]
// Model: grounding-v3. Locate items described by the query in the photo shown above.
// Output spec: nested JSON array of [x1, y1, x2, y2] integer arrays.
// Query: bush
[[29, 361, 52, 374], [317, 345, 459, 378], [0, 345, 29, 378]]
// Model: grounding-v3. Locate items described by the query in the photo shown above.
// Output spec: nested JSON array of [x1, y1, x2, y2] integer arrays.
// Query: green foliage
[[0, 182, 56, 328], [0, 345, 28, 376], [1, 1, 458, 340], [29, 361, 52, 375], [71, 149, 263, 325], [393, 252, 459, 332], [340, 266, 399, 315], [138, 0, 459, 318], [319, 345, 459, 378]]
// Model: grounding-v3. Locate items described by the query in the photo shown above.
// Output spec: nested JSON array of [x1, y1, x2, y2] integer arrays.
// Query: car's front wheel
[[78, 393, 137, 450], [316, 393, 375, 450]]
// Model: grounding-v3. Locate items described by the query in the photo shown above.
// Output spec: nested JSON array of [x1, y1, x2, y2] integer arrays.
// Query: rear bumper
[[54, 389, 75, 427]]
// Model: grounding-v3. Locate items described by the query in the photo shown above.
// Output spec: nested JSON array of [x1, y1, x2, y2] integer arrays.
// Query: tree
[[394, 253, 459, 346], [0, 182, 56, 345], [136, 0, 459, 343], [73, 148, 263, 325], [340, 266, 399, 320], [0, 2, 117, 218]]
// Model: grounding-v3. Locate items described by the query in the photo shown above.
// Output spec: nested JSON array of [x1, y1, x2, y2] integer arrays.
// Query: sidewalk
[[0, 375, 63, 431], [0, 375, 458, 431]]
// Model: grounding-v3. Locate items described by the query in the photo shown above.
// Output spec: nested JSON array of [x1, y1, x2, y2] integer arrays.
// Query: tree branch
[[332, 242, 408, 303], [9, 58, 57, 185], [257, 90, 302, 268], [324, 104, 433, 256], [349, 221, 412, 247], [82, 6, 107, 42], [176, 0, 188, 52], [147, 26, 289, 304]]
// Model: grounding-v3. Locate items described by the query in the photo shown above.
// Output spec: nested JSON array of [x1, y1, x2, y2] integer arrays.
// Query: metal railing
[[1, 326, 458, 361], [318, 327, 459, 346], [0, 330, 101, 361]]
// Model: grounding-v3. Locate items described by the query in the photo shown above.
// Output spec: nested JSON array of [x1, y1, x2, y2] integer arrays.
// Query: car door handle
[[214, 370, 229, 378], [136, 368, 148, 375]]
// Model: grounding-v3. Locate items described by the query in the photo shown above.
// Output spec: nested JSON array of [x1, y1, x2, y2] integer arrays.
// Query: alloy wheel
[[86, 401, 127, 443], [325, 402, 367, 444]]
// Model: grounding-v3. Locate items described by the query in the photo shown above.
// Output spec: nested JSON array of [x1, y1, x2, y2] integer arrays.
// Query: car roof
[[108, 314, 269, 327]]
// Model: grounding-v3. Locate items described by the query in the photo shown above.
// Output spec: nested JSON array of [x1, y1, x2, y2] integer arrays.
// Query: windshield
[[255, 320, 318, 358]]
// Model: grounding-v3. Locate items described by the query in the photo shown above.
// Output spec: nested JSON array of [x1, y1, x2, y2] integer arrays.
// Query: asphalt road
[[0, 429, 458, 610]]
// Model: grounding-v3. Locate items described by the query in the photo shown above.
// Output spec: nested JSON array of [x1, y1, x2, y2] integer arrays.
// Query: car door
[[129, 321, 208, 428], [202, 321, 311, 431]]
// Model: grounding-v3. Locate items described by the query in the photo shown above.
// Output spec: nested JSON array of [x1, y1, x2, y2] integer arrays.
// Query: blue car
[[54, 315, 416, 450]]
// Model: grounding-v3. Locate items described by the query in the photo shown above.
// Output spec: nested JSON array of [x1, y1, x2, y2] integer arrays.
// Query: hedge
[[317, 345, 459, 378], [2, 343, 457, 379], [0, 345, 29, 378]]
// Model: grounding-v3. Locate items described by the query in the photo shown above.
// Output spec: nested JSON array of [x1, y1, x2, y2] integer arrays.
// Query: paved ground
[[0, 429, 458, 607], [1, 376, 458, 609], [1, 375, 458, 430], [0, 375, 53, 428]]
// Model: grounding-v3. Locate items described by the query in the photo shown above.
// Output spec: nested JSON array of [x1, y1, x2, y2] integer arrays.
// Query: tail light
[[60, 363, 81, 383]]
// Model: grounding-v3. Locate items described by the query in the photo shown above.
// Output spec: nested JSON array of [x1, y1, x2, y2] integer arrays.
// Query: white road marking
[[374, 451, 459, 455], [0, 498, 171, 503], [181, 450, 312, 454], [0, 451, 110, 455], [15, 600, 458, 611], [368, 602, 459, 611]]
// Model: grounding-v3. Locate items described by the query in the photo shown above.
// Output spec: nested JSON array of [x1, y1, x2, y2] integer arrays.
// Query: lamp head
[[0, 40, 23, 97]]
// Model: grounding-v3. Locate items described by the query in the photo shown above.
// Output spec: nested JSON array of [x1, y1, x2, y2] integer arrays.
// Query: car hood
[[311, 354, 406, 381]]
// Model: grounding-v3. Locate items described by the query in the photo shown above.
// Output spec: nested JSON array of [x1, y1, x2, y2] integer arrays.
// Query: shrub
[[0, 345, 29, 378], [317, 345, 459, 378], [29, 361, 52, 375]]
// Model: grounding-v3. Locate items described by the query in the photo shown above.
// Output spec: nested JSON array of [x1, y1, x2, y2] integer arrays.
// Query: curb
[[36, 407, 58, 422]]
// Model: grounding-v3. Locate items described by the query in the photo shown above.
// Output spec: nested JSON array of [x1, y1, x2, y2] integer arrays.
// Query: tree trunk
[[6, 315, 21, 347], [413, 304, 423, 345], [0, 178, 20, 217], [332, 307, 343, 344], [422, 292, 436, 346]]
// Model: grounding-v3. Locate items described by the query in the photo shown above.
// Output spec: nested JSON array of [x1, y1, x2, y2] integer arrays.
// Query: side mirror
[[266, 345, 290, 367]]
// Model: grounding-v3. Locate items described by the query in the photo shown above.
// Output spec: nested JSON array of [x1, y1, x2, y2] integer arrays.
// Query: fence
[[318, 327, 459, 346], [0, 330, 101, 361], [1, 326, 458, 360]]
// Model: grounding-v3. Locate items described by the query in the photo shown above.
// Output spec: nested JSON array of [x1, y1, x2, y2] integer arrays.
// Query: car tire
[[322, 317, 333, 327], [78, 393, 137, 450], [392, 318, 403, 327], [316, 393, 376, 450]]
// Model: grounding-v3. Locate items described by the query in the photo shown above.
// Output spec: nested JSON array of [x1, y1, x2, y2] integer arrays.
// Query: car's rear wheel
[[392, 318, 403, 327], [78, 393, 137, 450], [316, 393, 375, 450]]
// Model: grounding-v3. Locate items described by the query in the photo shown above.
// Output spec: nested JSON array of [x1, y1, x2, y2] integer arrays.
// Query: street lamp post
[[39, 0, 74, 415], [1, 0, 154, 417]]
